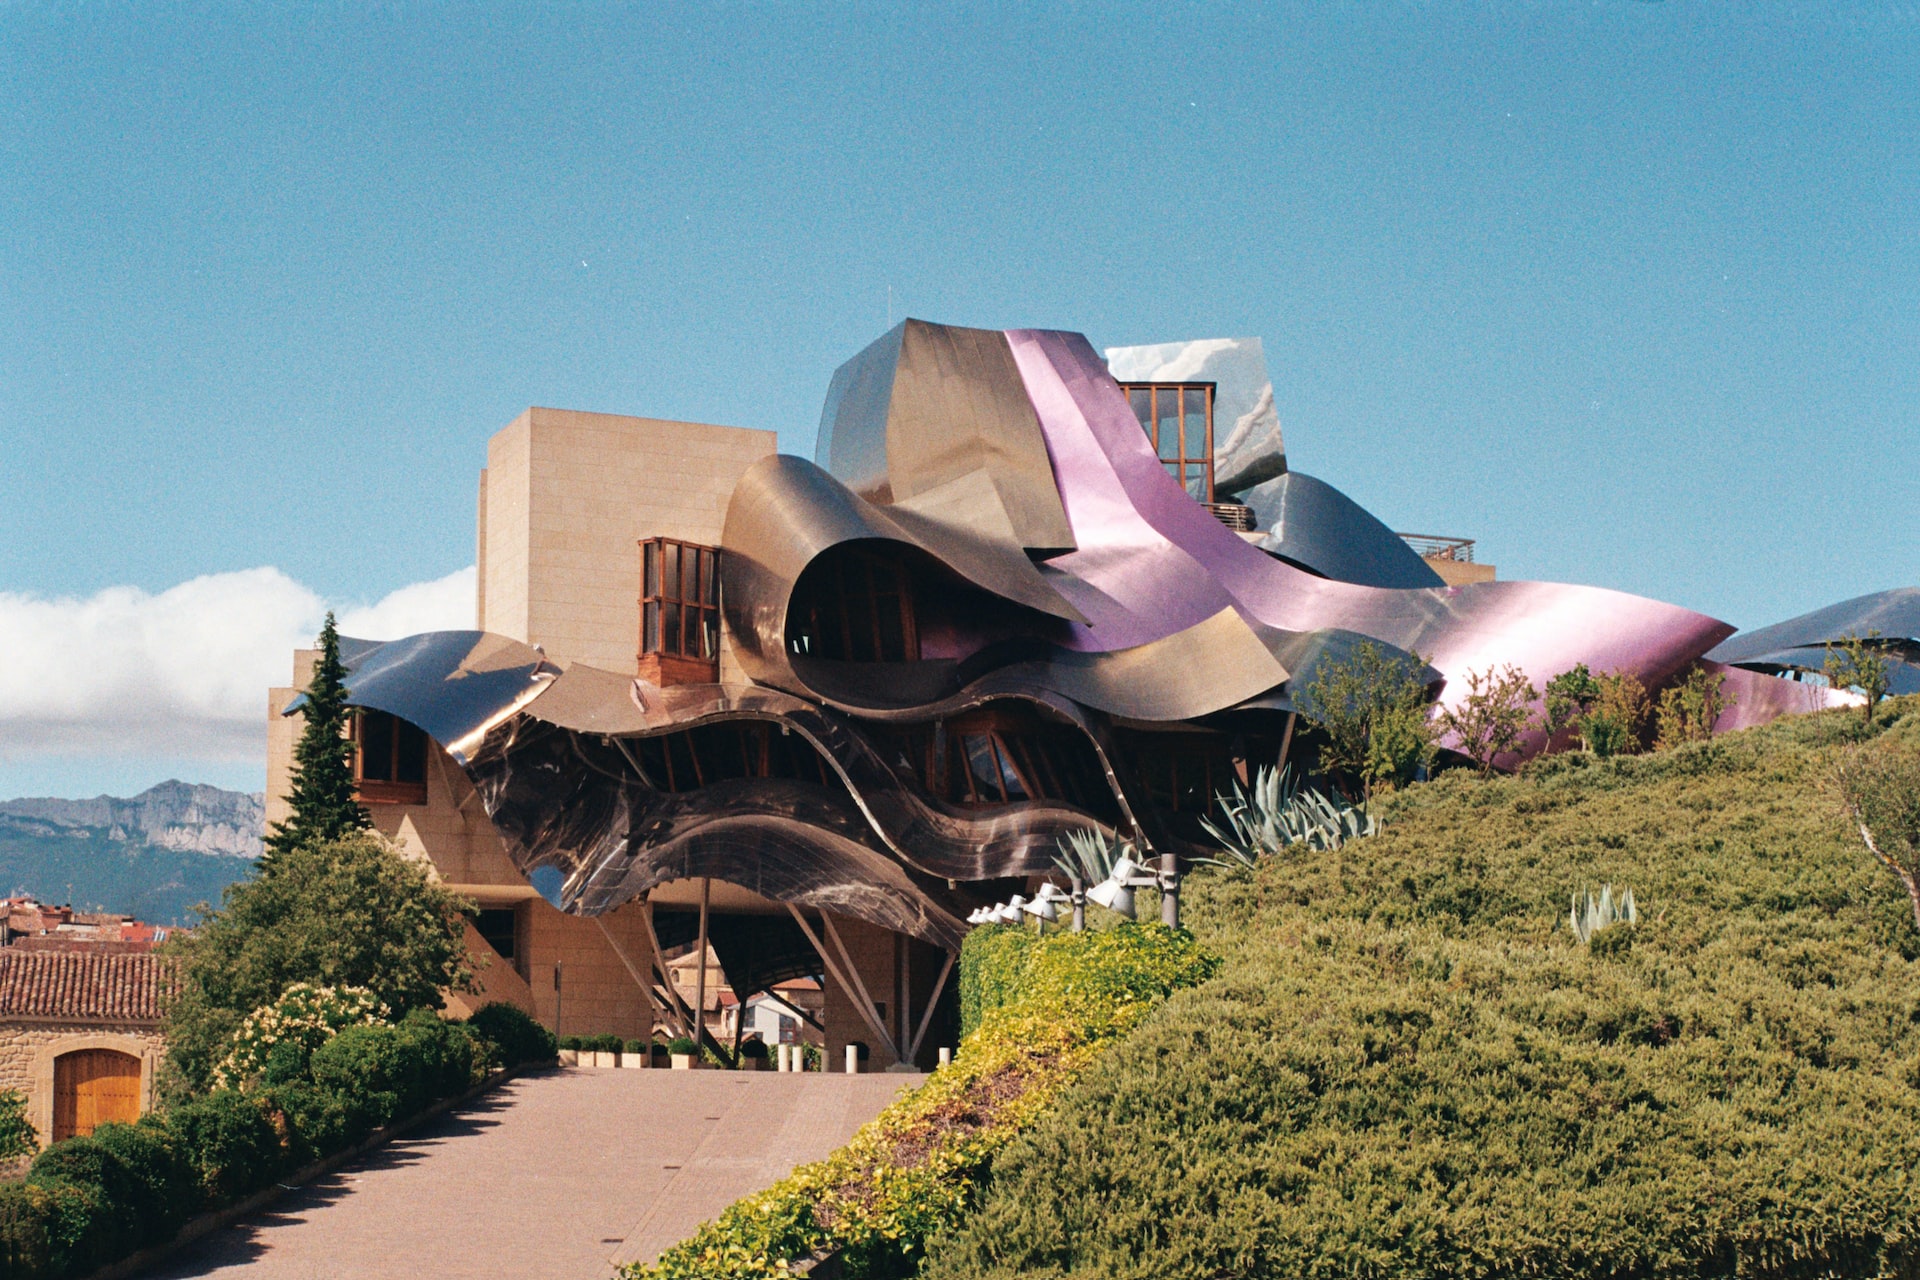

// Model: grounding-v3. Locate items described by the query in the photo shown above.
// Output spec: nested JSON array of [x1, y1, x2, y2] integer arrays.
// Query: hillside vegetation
[[922, 701, 1920, 1280]]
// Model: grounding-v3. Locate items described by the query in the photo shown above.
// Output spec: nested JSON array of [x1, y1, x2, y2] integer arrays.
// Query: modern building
[[268, 319, 1895, 1071]]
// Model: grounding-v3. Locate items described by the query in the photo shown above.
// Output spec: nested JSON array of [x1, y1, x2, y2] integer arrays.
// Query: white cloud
[[0, 566, 474, 766]]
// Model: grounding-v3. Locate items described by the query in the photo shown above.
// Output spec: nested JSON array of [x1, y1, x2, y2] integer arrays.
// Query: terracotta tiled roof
[[0, 950, 174, 1024]]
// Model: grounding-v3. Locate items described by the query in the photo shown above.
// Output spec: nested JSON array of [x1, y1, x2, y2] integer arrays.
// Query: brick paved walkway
[[146, 1067, 920, 1279]]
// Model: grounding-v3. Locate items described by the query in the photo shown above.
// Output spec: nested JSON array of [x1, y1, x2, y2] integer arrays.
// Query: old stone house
[[0, 951, 170, 1145]]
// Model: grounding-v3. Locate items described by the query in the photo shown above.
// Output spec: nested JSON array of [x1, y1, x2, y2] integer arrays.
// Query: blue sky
[[2, 2, 1916, 798]]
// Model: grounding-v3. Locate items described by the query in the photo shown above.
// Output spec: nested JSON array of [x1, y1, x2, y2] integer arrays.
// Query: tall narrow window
[[639, 537, 722, 685], [1119, 382, 1215, 502], [353, 709, 429, 805]]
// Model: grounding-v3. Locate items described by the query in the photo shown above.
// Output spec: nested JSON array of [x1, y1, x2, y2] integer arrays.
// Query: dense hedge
[[0, 1001, 549, 1279], [956, 924, 1038, 1039], [630, 923, 1219, 1280], [921, 700, 1920, 1279]]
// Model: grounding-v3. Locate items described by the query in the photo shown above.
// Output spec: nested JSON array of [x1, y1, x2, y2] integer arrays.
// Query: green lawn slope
[[922, 701, 1920, 1280]]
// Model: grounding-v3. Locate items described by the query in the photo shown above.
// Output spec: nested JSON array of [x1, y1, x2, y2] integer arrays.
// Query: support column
[[693, 877, 711, 1054]]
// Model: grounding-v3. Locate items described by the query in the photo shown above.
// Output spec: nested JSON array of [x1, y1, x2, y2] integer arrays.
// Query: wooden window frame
[[352, 709, 429, 806], [787, 548, 919, 664], [639, 537, 722, 685], [1119, 382, 1216, 502]]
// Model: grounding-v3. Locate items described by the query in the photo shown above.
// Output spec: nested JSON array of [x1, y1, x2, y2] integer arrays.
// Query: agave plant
[[1053, 826, 1132, 886], [1199, 765, 1380, 867], [1569, 884, 1638, 944]]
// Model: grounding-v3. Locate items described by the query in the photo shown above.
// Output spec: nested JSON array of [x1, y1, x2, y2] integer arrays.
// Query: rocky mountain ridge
[[0, 780, 263, 860]]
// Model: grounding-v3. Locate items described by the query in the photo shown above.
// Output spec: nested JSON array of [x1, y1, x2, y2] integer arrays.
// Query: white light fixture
[[1021, 895, 1059, 922], [1086, 856, 1141, 919]]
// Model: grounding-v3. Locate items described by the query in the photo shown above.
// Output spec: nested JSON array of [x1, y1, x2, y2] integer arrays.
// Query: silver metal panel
[[1242, 470, 1446, 589], [1104, 336, 1287, 496], [1708, 588, 1920, 666], [815, 319, 1075, 553]]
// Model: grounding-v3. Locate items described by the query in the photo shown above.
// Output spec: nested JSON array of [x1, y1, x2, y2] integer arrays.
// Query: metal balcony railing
[[1397, 533, 1476, 563]]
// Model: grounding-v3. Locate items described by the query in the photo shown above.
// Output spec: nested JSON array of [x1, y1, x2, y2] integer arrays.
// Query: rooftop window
[[1119, 382, 1215, 502]]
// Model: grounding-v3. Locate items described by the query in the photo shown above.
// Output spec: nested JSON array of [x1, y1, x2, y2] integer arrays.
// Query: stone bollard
[[938, 1046, 952, 1066], [845, 1044, 860, 1074]]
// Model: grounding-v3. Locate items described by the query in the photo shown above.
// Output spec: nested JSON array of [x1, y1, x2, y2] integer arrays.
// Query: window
[[1119, 382, 1214, 502], [353, 709, 429, 805], [474, 907, 518, 962], [786, 547, 919, 663], [641, 538, 721, 662], [870, 710, 1118, 816]]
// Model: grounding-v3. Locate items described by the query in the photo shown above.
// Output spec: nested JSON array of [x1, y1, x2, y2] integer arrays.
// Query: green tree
[[160, 832, 474, 1097], [1654, 663, 1733, 750], [1583, 670, 1650, 757], [263, 612, 368, 866], [1823, 632, 1891, 727], [1833, 741, 1920, 932], [1296, 641, 1433, 800], [1542, 664, 1600, 746], [1436, 664, 1537, 775]]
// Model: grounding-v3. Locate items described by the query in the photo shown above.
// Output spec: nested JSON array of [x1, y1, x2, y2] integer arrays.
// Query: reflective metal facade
[[315, 318, 1887, 936]]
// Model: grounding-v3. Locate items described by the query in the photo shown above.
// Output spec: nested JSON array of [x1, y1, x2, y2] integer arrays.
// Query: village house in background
[[1, 896, 171, 953], [0, 898, 173, 1146]]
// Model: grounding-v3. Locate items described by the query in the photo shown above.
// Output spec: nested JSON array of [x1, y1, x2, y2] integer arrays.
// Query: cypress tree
[[263, 612, 369, 866]]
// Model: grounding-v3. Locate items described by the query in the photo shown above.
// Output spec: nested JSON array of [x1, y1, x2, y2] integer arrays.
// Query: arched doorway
[[53, 1049, 141, 1142]]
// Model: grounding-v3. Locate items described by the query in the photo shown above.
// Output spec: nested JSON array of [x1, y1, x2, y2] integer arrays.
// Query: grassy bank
[[921, 701, 1920, 1279], [630, 925, 1218, 1280]]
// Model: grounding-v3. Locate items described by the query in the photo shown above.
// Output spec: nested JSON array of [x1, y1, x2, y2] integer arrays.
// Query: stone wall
[[0, 1021, 165, 1146]]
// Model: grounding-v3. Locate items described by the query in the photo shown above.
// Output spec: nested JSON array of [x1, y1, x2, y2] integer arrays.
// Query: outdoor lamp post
[[1087, 854, 1181, 929], [1021, 883, 1065, 932]]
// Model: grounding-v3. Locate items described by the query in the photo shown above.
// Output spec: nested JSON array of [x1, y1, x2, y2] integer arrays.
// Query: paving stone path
[[147, 1067, 920, 1279]]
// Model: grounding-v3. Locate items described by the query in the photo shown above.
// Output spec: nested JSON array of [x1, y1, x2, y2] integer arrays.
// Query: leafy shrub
[[1654, 661, 1734, 749], [920, 699, 1920, 1280], [557, 1034, 582, 1051], [1296, 639, 1435, 797], [466, 1002, 557, 1067], [1436, 663, 1538, 774], [957, 923, 1037, 1038], [665, 1037, 697, 1056], [162, 1089, 286, 1204], [632, 924, 1218, 1280], [86, 1120, 196, 1248], [213, 983, 385, 1091], [0, 1182, 54, 1276], [25, 1119, 196, 1264], [305, 1011, 483, 1137], [0, 1090, 36, 1162], [1824, 632, 1892, 724], [161, 832, 475, 1097]]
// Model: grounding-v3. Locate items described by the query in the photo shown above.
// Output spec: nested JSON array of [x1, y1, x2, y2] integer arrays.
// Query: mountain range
[[0, 781, 264, 925]]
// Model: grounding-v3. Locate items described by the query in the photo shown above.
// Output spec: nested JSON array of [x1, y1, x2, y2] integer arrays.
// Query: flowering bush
[[212, 984, 386, 1091], [630, 923, 1218, 1280]]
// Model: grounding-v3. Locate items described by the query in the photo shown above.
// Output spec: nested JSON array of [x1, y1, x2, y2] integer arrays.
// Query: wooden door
[[52, 1049, 141, 1142]]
